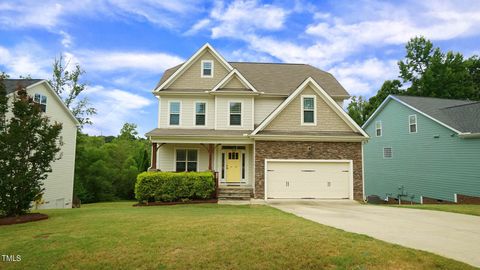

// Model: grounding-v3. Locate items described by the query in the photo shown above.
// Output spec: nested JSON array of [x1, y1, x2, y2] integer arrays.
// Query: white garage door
[[266, 160, 351, 199]]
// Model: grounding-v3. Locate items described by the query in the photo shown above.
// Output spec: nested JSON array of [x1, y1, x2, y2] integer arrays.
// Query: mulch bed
[[0, 213, 48, 226], [133, 199, 218, 207]]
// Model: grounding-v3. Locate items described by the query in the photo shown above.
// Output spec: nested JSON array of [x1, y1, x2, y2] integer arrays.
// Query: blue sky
[[1, 0, 480, 136]]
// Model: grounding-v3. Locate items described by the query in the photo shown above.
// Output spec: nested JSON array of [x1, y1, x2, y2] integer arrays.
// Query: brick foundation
[[456, 194, 480, 204], [254, 141, 363, 200]]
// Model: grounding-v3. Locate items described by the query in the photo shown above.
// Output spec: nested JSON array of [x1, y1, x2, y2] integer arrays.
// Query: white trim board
[[251, 77, 369, 138], [154, 43, 233, 91]]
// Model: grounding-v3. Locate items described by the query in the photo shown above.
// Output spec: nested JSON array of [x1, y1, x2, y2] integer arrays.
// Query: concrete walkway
[[269, 200, 480, 268]]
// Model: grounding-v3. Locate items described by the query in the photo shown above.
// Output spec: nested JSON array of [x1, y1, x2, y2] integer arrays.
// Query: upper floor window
[[169, 101, 180, 126], [201, 60, 213, 78], [229, 102, 242, 126], [34, 93, 47, 112], [409, 114, 417, 133], [301, 96, 316, 125], [195, 102, 206, 126], [375, 121, 382, 137]]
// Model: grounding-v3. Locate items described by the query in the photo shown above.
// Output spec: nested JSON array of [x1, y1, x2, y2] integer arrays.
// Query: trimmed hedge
[[134, 171, 215, 202]]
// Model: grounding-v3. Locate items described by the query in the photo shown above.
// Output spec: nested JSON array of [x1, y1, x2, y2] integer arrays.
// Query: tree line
[[347, 37, 480, 126]]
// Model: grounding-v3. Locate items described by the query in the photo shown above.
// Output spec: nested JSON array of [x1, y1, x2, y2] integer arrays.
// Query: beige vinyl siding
[[157, 144, 209, 172], [215, 96, 254, 130], [265, 86, 353, 132], [158, 95, 215, 129], [254, 97, 285, 125], [24, 84, 77, 209], [223, 76, 247, 89], [168, 50, 229, 89]]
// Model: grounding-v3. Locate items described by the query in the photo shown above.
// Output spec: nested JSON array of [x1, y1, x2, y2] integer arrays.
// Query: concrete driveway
[[269, 200, 480, 268]]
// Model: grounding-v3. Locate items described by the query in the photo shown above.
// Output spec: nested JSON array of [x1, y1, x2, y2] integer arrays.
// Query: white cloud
[[328, 58, 399, 96], [68, 50, 184, 73], [185, 18, 211, 35], [82, 85, 152, 136], [0, 42, 52, 78], [59, 31, 72, 48], [207, 0, 288, 38], [0, 0, 202, 30]]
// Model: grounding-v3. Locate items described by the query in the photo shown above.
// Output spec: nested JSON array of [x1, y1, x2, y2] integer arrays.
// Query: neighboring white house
[[5, 79, 79, 209]]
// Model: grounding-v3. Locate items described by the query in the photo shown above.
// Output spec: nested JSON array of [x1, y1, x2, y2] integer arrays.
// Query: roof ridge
[[229, 61, 308, 65], [441, 101, 480, 109], [393, 94, 474, 103]]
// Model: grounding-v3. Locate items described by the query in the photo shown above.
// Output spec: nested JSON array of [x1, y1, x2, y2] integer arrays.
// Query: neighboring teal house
[[362, 95, 480, 204]]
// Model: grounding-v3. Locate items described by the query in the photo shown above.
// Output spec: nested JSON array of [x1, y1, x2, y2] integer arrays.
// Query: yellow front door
[[226, 151, 241, 182]]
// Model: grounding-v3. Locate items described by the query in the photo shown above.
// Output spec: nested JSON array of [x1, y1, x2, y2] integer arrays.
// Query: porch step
[[218, 188, 253, 200]]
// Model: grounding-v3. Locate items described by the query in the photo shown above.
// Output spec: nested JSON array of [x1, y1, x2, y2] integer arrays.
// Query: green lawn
[[388, 204, 480, 216], [0, 202, 475, 270]]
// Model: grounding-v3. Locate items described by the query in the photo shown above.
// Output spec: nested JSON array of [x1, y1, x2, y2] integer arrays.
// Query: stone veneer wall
[[254, 141, 363, 200]]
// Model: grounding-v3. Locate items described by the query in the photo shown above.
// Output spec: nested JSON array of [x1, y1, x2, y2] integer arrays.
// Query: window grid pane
[[196, 103, 206, 114], [230, 114, 241, 125], [303, 98, 314, 110], [170, 114, 179, 125], [196, 115, 205, 125], [304, 111, 314, 123], [230, 102, 241, 114]]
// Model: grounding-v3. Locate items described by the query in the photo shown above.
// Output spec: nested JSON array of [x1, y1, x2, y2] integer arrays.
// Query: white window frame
[[168, 101, 181, 126], [301, 95, 316, 126], [383, 147, 393, 159], [174, 148, 199, 172], [409, 114, 417, 133], [201, 60, 214, 78], [228, 101, 243, 127], [34, 93, 47, 112], [194, 101, 207, 127], [375, 121, 382, 137]]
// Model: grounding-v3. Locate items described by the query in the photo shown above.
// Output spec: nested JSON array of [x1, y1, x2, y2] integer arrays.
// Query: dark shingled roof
[[155, 62, 349, 97], [393, 95, 480, 133], [3, 79, 43, 94]]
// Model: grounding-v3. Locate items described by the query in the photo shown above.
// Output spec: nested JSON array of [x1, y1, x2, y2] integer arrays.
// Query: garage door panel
[[266, 161, 351, 199]]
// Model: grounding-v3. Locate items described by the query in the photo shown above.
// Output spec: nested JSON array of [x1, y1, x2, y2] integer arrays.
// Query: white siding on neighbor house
[[215, 96, 254, 130], [158, 95, 215, 129], [157, 144, 210, 172], [254, 97, 285, 125], [25, 83, 77, 209]]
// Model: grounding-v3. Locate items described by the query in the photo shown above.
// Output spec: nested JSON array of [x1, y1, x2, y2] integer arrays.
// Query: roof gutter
[[458, 132, 480, 139]]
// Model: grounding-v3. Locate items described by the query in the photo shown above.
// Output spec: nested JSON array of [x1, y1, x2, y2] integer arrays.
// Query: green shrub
[[134, 171, 215, 202]]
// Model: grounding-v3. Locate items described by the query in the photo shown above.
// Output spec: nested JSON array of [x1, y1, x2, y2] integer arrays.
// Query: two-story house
[[146, 44, 368, 201], [363, 95, 480, 204], [5, 79, 79, 208]]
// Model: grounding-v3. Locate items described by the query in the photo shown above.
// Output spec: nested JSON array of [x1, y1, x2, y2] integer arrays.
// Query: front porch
[[149, 142, 255, 189]]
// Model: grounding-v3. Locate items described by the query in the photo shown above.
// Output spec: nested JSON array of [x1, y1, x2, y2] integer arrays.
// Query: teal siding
[[364, 99, 480, 203]]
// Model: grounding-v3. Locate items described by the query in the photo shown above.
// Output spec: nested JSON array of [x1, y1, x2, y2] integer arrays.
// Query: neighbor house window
[[302, 96, 316, 124], [176, 149, 198, 172], [383, 147, 393, 159], [34, 93, 47, 112], [229, 102, 242, 126], [195, 102, 206, 126], [201, 60, 213, 77], [375, 121, 382, 137], [169, 101, 180, 125], [409, 115, 417, 133]]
